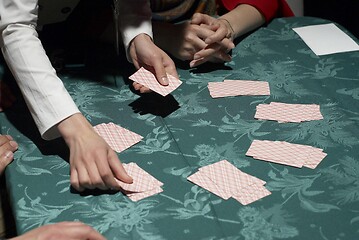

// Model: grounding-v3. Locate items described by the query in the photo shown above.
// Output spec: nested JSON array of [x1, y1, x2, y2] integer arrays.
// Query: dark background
[[304, 0, 359, 38]]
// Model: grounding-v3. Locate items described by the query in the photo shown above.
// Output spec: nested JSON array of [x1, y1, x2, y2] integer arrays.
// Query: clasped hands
[[187, 13, 235, 68]]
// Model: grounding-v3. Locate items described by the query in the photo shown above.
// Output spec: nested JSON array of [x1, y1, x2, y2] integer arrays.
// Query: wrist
[[218, 18, 235, 40], [57, 113, 93, 143]]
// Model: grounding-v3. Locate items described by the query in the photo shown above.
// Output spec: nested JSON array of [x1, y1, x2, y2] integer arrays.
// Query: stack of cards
[[246, 140, 327, 169], [208, 80, 270, 98], [255, 102, 323, 122], [187, 160, 271, 205], [129, 67, 182, 96], [93, 122, 143, 153], [116, 162, 163, 201]]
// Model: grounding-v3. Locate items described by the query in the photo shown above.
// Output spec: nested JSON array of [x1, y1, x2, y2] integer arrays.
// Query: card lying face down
[[93, 122, 143, 153], [116, 162, 163, 201], [255, 102, 323, 123], [129, 67, 182, 96], [246, 140, 327, 169], [208, 80, 270, 98], [187, 160, 271, 205]]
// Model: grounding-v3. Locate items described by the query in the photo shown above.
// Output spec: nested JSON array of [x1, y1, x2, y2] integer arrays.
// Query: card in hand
[[129, 67, 182, 96], [116, 162, 163, 201]]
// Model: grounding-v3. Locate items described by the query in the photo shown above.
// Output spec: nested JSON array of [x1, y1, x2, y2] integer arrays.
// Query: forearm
[[1, 23, 80, 140], [117, 0, 153, 61], [219, 4, 265, 39]]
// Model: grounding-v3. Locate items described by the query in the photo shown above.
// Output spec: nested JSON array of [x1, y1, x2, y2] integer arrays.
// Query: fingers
[[108, 150, 133, 184], [194, 42, 231, 60], [204, 24, 229, 45], [191, 13, 235, 52], [151, 56, 170, 86], [0, 135, 18, 174], [64, 222, 106, 240], [30, 222, 106, 240], [133, 82, 151, 93], [0, 150, 14, 174], [70, 169, 84, 192], [191, 13, 213, 26]]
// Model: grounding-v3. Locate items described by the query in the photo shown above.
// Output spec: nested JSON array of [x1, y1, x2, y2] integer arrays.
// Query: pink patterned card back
[[232, 184, 271, 205], [255, 102, 323, 122], [246, 140, 326, 169], [126, 187, 163, 202], [93, 122, 143, 153], [116, 162, 163, 193], [187, 171, 231, 200], [188, 160, 270, 204], [208, 80, 270, 98], [129, 67, 182, 96]]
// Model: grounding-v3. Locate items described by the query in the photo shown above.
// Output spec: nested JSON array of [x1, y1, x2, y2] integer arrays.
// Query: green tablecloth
[[2, 17, 359, 239]]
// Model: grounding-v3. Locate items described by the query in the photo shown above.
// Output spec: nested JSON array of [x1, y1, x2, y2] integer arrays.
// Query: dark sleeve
[[220, 0, 294, 23]]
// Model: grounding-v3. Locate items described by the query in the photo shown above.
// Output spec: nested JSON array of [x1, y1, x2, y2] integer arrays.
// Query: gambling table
[[2, 17, 359, 239]]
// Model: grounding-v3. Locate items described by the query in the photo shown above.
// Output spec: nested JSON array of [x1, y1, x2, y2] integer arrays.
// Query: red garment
[[220, 0, 294, 22]]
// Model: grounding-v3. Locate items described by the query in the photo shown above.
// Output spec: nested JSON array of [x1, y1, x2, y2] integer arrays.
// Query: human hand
[[154, 20, 232, 68], [10, 221, 105, 240], [0, 134, 18, 174], [189, 13, 235, 67], [57, 113, 132, 192], [129, 33, 178, 93]]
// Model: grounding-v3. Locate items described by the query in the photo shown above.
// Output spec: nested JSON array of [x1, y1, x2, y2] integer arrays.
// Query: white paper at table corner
[[293, 23, 359, 56]]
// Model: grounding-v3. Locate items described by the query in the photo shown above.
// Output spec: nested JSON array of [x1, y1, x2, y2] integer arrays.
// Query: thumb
[[0, 151, 14, 174], [151, 60, 169, 86]]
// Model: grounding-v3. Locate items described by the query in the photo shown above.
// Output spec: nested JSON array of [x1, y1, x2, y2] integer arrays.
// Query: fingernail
[[5, 151, 13, 159], [161, 76, 169, 85], [10, 141, 18, 149], [189, 61, 195, 68]]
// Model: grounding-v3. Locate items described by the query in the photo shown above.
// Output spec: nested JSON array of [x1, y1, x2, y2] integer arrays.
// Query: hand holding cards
[[116, 163, 163, 201], [129, 67, 182, 96]]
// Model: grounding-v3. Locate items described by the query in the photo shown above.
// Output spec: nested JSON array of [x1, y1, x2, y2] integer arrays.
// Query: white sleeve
[[0, 0, 80, 140], [117, 0, 153, 61]]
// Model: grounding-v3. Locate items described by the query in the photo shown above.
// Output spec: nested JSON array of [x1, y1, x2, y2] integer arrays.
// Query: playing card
[[126, 187, 163, 202], [117, 162, 163, 193], [93, 122, 143, 153], [232, 184, 271, 205], [115, 163, 163, 201], [129, 67, 182, 96], [255, 102, 323, 123], [208, 80, 270, 98], [187, 170, 231, 200], [187, 160, 270, 204], [246, 140, 326, 169]]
